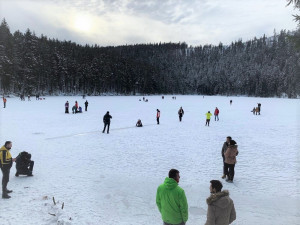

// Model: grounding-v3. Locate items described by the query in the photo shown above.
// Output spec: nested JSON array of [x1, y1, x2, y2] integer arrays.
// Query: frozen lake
[[0, 95, 299, 225]]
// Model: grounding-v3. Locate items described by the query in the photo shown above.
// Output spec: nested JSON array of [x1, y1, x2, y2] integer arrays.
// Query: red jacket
[[157, 111, 160, 118], [214, 108, 219, 115]]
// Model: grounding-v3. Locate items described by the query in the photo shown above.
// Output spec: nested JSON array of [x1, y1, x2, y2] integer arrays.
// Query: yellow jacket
[[206, 113, 212, 119], [0, 145, 12, 168]]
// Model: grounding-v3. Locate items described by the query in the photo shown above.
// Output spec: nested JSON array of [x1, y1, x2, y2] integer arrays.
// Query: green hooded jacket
[[156, 177, 188, 224]]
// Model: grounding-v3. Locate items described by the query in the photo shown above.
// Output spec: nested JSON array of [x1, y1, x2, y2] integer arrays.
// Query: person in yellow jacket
[[205, 111, 213, 126], [0, 141, 16, 199]]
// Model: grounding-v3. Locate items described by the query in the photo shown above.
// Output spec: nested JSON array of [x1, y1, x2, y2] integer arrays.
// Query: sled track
[[45, 124, 157, 140]]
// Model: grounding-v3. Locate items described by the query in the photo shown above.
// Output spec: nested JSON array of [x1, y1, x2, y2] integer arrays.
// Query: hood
[[163, 177, 178, 190], [0, 145, 8, 151], [206, 190, 231, 208]]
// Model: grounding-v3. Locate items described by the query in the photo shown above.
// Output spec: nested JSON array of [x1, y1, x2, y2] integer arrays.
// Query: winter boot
[[2, 193, 11, 199], [5, 189, 13, 193], [221, 174, 226, 179]]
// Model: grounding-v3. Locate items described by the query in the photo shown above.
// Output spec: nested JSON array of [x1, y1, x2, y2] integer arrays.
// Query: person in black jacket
[[102, 111, 112, 134], [178, 107, 184, 122], [84, 100, 88, 111], [221, 136, 231, 179]]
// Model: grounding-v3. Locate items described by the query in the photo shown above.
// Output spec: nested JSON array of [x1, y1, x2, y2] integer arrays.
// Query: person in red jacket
[[75, 101, 78, 109], [3, 97, 7, 108], [156, 109, 160, 124], [214, 107, 219, 121]]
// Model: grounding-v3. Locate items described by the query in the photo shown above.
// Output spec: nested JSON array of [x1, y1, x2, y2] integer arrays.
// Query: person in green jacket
[[205, 111, 213, 126], [156, 169, 188, 225]]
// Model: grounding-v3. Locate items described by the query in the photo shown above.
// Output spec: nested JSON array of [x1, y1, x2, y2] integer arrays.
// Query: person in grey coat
[[205, 180, 236, 225]]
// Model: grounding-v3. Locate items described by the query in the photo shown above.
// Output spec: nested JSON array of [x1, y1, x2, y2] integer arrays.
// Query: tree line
[[0, 19, 299, 98]]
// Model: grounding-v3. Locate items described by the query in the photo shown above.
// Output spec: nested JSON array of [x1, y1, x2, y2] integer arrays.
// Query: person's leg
[[2, 168, 10, 198], [107, 123, 110, 133], [208, 119, 210, 126], [103, 124, 107, 133], [228, 164, 235, 181], [29, 161, 34, 172], [224, 163, 229, 178]]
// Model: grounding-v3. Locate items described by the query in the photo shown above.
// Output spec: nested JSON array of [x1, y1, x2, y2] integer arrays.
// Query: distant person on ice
[[205, 180, 236, 225], [224, 140, 238, 183], [72, 105, 77, 114], [255, 107, 259, 115], [78, 106, 82, 113], [136, 119, 143, 127], [221, 136, 232, 179], [251, 107, 256, 115], [75, 101, 78, 110], [156, 109, 160, 124], [102, 111, 112, 134], [84, 100, 88, 111], [3, 97, 7, 108], [28, 95, 31, 101], [65, 101, 69, 114], [156, 169, 188, 225], [178, 106, 184, 122], [230, 100, 232, 105], [214, 107, 219, 121], [0, 141, 16, 199], [205, 111, 212, 126], [257, 103, 261, 115]]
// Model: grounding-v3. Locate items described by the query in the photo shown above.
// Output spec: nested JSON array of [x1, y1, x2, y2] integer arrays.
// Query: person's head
[[208, 111, 210, 113], [210, 180, 223, 193], [229, 140, 237, 146], [4, 141, 12, 150], [169, 169, 180, 183], [157, 109, 159, 111], [107, 111, 109, 114], [226, 136, 232, 143]]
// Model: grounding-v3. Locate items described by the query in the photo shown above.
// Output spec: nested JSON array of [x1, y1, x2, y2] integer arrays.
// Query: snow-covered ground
[[0, 95, 299, 225]]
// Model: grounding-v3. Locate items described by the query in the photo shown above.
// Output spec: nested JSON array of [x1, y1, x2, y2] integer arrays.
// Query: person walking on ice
[[205, 180, 236, 225], [102, 111, 112, 134], [224, 140, 238, 183], [214, 107, 219, 121], [178, 107, 184, 122], [156, 169, 188, 225], [156, 109, 160, 125], [65, 101, 69, 113], [84, 100, 88, 111], [205, 111, 212, 126]]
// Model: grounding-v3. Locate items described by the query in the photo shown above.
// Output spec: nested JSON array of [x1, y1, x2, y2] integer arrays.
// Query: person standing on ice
[[0, 141, 16, 199], [205, 111, 212, 126], [205, 180, 236, 225], [214, 107, 219, 121], [257, 103, 261, 115], [3, 97, 7, 108], [65, 101, 69, 114], [230, 100, 232, 105], [156, 109, 160, 124], [224, 140, 238, 183], [221, 136, 232, 179], [102, 111, 112, 134], [156, 169, 188, 225], [84, 100, 88, 111], [75, 101, 78, 110], [178, 106, 184, 122]]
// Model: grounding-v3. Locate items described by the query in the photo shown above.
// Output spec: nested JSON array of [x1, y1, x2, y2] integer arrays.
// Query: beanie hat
[[230, 140, 237, 145]]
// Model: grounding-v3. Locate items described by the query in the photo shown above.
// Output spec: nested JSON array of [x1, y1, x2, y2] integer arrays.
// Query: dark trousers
[[85, 106, 88, 111], [205, 119, 210, 126], [157, 117, 160, 124], [179, 114, 183, 121], [65, 107, 69, 113], [222, 156, 226, 175], [3, 102, 6, 108], [1, 167, 10, 193], [224, 163, 235, 181], [103, 123, 110, 133], [215, 115, 219, 121]]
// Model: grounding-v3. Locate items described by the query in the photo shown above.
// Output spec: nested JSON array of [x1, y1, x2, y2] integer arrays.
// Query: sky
[[0, 0, 298, 47]]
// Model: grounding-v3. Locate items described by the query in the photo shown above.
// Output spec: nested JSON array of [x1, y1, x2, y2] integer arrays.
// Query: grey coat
[[205, 190, 236, 225]]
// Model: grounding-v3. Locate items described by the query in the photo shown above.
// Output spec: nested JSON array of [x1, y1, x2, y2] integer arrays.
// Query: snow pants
[[179, 113, 183, 121], [205, 119, 210, 126], [1, 167, 10, 193], [103, 123, 110, 133], [157, 117, 160, 124], [224, 163, 235, 181]]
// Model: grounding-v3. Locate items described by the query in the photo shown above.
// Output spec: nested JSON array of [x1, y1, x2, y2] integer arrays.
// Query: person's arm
[[156, 187, 162, 213], [205, 205, 216, 225], [229, 202, 236, 224], [179, 190, 189, 222]]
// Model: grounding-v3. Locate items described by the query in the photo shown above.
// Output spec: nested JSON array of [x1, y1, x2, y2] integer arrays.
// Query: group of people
[[0, 141, 34, 199], [65, 100, 88, 114], [251, 103, 262, 115], [156, 169, 236, 225]]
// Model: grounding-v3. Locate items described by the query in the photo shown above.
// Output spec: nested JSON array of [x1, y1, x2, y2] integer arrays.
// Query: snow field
[[0, 95, 299, 225]]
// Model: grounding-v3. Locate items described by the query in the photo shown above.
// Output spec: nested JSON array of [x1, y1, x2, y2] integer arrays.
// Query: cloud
[[0, 0, 297, 46]]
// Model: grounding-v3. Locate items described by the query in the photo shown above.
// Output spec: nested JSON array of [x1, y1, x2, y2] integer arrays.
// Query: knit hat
[[230, 140, 237, 145]]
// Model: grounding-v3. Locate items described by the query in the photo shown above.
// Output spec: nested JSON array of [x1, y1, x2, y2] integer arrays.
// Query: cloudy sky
[[0, 0, 297, 47]]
